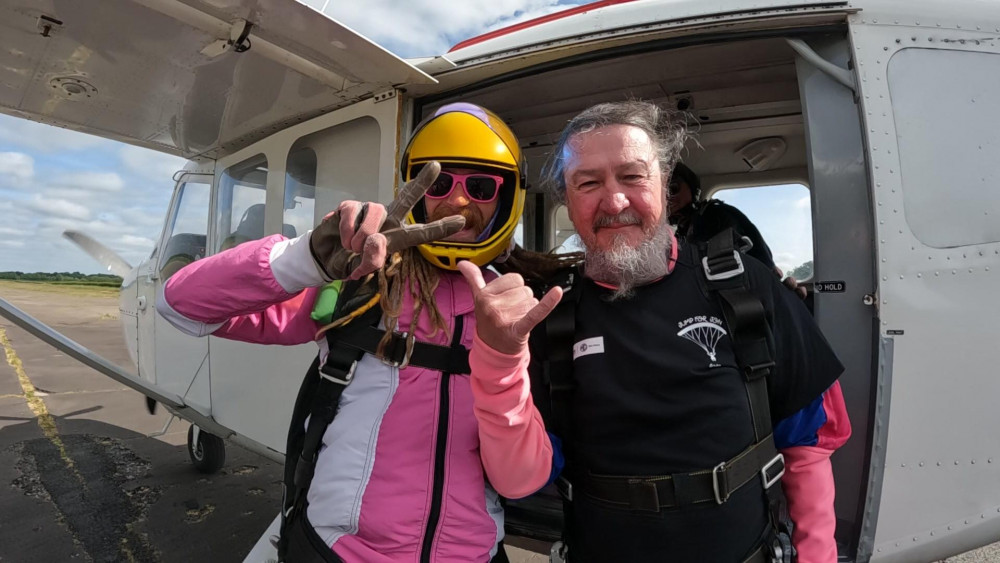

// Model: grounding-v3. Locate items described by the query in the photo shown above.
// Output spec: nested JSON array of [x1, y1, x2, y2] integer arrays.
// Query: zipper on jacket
[[419, 315, 464, 563]]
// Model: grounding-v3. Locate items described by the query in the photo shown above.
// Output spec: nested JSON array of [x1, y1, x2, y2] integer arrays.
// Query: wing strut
[[0, 297, 234, 438]]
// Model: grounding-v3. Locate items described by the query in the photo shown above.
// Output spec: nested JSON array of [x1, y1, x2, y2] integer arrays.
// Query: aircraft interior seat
[[220, 203, 298, 251]]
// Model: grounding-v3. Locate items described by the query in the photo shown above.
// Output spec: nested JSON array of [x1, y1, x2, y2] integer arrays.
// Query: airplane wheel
[[187, 425, 226, 474]]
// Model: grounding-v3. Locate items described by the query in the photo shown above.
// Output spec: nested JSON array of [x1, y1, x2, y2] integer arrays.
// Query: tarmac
[[0, 281, 993, 563], [0, 283, 545, 563]]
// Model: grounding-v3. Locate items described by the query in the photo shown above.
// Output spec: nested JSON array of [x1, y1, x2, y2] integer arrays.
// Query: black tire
[[187, 425, 226, 474]]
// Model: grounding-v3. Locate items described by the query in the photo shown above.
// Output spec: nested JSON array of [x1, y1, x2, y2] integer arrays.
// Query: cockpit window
[[216, 154, 268, 253], [158, 180, 210, 279]]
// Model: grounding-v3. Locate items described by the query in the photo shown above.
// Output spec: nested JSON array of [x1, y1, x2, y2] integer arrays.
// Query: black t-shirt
[[530, 243, 842, 561]]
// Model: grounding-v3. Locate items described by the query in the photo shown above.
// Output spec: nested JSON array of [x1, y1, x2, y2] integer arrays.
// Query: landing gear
[[187, 424, 226, 474]]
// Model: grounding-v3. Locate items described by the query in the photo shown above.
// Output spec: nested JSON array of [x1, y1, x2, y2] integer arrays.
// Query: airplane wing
[[0, 0, 435, 160], [0, 295, 234, 439]]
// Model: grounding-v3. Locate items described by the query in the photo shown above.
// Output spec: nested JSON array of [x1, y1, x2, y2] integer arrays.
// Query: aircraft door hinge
[[373, 88, 399, 104], [201, 19, 253, 58]]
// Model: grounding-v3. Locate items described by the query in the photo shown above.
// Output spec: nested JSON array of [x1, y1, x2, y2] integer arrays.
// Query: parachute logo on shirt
[[676, 317, 727, 363]]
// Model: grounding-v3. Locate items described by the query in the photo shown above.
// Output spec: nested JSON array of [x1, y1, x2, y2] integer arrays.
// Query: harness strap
[[701, 230, 775, 443], [578, 435, 784, 512], [334, 323, 471, 374]]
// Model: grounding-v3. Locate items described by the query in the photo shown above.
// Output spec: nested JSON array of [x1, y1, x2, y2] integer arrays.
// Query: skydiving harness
[[275, 279, 473, 562], [541, 229, 793, 563]]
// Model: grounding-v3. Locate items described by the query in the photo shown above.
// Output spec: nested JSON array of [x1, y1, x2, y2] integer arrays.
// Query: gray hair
[[540, 100, 688, 203]]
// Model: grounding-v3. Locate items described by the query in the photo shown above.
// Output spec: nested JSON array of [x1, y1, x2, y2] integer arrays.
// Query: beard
[[582, 218, 673, 301]]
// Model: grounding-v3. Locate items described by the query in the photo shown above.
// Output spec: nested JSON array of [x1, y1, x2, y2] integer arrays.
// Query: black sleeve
[[747, 260, 843, 421]]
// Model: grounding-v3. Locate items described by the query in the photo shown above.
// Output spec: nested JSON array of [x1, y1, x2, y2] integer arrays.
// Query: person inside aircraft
[[669, 162, 774, 267], [459, 100, 851, 563], [156, 102, 576, 563], [669, 162, 807, 298]]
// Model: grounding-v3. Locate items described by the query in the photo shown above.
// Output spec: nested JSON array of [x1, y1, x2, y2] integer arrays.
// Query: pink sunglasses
[[424, 171, 504, 203]]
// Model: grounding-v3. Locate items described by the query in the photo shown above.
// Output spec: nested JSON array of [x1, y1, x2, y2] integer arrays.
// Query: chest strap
[[329, 323, 470, 375], [577, 434, 785, 512]]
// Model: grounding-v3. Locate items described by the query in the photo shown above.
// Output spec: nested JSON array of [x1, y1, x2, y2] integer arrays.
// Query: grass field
[[0, 279, 121, 299]]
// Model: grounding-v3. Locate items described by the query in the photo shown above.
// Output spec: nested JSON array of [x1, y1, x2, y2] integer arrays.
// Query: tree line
[[0, 272, 123, 286]]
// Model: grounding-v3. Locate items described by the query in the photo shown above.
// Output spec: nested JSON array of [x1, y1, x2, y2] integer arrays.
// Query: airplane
[[1, 0, 999, 561]]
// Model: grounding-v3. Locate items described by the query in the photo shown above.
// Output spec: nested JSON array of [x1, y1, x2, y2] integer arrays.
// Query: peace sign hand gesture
[[458, 261, 564, 355], [309, 162, 466, 280]]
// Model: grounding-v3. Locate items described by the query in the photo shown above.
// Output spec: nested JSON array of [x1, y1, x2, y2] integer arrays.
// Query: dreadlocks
[[371, 245, 583, 356]]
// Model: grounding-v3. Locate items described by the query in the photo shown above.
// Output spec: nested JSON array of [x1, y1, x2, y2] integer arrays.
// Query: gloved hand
[[309, 162, 466, 280]]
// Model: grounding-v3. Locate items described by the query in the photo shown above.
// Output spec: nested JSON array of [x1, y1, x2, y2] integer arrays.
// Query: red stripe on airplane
[[448, 0, 639, 53]]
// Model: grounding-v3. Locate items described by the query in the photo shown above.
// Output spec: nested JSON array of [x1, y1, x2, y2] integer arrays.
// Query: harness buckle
[[556, 475, 574, 502], [380, 332, 415, 369], [761, 453, 785, 490], [702, 251, 745, 281], [319, 360, 357, 386], [712, 461, 731, 504]]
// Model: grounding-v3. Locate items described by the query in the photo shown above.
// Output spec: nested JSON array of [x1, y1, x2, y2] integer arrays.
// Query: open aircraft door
[[845, 9, 1000, 562]]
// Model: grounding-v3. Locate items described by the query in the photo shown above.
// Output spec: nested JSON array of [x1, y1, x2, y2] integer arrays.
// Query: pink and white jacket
[[156, 233, 505, 562]]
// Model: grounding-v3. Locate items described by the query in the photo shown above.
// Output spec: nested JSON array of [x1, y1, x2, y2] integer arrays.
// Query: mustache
[[592, 211, 642, 233], [427, 204, 487, 234]]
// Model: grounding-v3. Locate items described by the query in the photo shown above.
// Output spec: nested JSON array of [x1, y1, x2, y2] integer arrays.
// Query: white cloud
[[119, 145, 187, 182], [50, 171, 126, 193], [0, 240, 25, 248], [118, 234, 157, 249], [24, 196, 91, 220], [325, 0, 570, 57], [0, 151, 34, 186], [794, 196, 810, 210], [0, 114, 114, 153]]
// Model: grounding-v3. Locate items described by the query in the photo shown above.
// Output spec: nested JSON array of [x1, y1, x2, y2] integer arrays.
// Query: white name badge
[[573, 337, 605, 360]]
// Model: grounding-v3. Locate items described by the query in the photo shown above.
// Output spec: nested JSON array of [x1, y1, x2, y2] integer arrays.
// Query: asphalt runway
[[0, 281, 994, 563], [0, 283, 545, 563]]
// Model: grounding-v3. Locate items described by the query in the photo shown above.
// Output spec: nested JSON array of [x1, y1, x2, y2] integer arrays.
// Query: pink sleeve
[[780, 381, 851, 563], [468, 334, 552, 499], [161, 234, 322, 346]]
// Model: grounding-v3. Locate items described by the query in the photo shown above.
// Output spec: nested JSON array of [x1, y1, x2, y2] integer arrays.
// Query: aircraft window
[[888, 48, 1000, 248], [158, 180, 210, 279], [712, 183, 813, 279], [551, 205, 583, 253], [284, 116, 381, 233], [284, 147, 317, 240], [217, 154, 268, 253]]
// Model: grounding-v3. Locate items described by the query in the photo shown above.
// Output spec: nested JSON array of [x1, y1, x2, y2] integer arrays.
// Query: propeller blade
[[62, 230, 133, 278]]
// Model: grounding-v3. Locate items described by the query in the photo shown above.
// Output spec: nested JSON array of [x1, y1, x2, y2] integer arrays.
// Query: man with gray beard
[[459, 101, 851, 562]]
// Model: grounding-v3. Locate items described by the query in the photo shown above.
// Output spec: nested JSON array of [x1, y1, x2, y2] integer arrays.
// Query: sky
[[0, 0, 812, 276]]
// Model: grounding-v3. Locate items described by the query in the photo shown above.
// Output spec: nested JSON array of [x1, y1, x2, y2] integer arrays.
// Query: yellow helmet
[[400, 103, 526, 270]]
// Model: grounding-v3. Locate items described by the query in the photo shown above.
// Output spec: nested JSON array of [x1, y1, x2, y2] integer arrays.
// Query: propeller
[[62, 230, 133, 278], [61, 230, 153, 413]]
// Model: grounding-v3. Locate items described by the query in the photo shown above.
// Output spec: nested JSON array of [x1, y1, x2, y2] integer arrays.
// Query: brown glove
[[309, 162, 466, 280]]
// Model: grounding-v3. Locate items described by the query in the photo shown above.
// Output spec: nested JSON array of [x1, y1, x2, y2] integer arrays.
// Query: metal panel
[[795, 33, 878, 560], [446, 0, 851, 63], [850, 10, 1000, 561], [887, 48, 1000, 248]]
